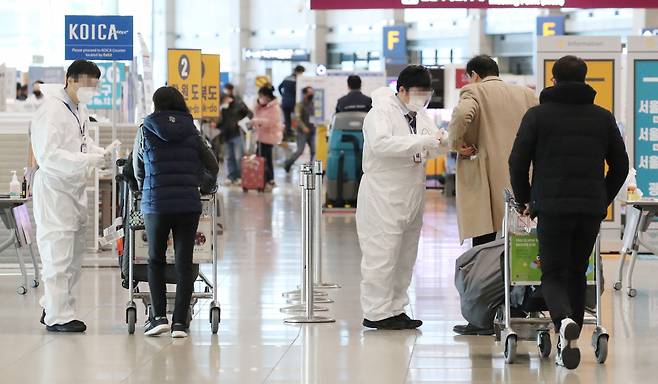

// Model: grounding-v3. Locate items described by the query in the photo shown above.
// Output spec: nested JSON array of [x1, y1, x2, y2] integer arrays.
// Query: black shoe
[[171, 323, 189, 339], [46, 320, 87, 333], [363, 314, 418, 330], [453, 323, 494, 336], [399, 313, 423, 329], [40, 309, 46, 325], [284, 164, 291, 174], [145, 316, 170, 336]]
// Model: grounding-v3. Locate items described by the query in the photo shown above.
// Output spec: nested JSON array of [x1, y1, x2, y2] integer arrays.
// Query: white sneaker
[[171, 323, 189, 338], [556, 318, 581, 369]]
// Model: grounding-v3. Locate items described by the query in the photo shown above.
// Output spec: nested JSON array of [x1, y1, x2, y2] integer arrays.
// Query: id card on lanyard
[[405, 113, 422, 164], [62, 101, 88, 153]]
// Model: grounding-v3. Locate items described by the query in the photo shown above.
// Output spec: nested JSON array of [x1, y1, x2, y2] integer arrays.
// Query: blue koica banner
[[634, 60, 658, 197], [65, 15, 133, 61], [88, 62, 126, 110], [382, 26, 407, 64]]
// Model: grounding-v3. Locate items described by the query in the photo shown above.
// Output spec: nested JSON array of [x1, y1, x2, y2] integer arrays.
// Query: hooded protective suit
[[357, 87, 445, 321], [31, 87, 106, 326]]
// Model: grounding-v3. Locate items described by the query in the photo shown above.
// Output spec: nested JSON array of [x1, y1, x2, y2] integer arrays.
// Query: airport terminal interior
[[2, 1, 658, 383]]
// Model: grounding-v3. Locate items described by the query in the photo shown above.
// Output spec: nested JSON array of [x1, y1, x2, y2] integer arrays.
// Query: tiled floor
[[0, 169, 657, 383]]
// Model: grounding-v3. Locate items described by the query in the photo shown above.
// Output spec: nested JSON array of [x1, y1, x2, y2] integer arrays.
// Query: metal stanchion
[[283, 165, 334, 323], [313, 160, 340, 289]]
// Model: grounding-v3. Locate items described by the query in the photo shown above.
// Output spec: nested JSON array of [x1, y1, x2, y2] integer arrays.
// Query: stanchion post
[[313, 160, 340, 289], [284, 165, 334, 323]]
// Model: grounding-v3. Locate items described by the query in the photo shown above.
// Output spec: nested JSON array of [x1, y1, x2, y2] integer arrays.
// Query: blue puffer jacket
[[140, 111, 203, 214]]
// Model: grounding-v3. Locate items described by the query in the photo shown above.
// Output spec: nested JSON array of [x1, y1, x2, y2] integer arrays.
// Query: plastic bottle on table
[[9, 170, 20, 198]]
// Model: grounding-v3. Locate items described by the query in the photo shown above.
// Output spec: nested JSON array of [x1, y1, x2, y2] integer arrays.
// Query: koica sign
[[65, 15, 133, 61], [311, 0, 658, 9], [68, 23, 126, 41]]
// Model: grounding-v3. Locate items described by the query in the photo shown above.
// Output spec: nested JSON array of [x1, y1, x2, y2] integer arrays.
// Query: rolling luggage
[[241, 154, 266, 192], [326, 112, 367, 207]]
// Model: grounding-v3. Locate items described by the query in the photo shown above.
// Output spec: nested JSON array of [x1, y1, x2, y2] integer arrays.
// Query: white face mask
[[76, 87, 97, 104], [406, 95, 429, 112]]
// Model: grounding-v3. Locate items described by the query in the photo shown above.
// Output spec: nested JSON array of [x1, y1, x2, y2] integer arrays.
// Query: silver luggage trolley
[[123, 187, 221, 335], [496, 190, 609, 364]]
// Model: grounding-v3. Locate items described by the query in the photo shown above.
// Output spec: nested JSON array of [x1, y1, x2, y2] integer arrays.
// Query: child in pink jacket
[[251, 85, 284, 190]]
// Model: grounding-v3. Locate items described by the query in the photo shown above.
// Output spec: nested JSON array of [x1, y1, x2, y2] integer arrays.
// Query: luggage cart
[[496, 190, 609, 364], [0, 198, 40, 294], [117, 159, 221, 335], [614, 200, 658, 298]]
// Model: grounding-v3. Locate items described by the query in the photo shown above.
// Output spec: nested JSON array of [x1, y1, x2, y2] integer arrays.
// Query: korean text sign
[[88, 62, 125, 110], [168, 49, 202, 119], [634, 60, 658, 197], [201, 54, 220, 118], [65, 15, 133, 61]]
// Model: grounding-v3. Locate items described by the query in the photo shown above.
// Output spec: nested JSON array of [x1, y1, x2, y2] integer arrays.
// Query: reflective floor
[[1, 168, 658, 383]]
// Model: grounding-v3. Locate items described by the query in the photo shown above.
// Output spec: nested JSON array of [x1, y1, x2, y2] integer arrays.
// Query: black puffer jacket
[[508, 82, 629, 217]]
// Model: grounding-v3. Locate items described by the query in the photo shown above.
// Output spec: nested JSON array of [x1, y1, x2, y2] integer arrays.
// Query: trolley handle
[[504, 188, 525, 211]]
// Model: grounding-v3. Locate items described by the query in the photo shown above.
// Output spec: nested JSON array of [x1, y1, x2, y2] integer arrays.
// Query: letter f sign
[[387, 31, 400, 51]]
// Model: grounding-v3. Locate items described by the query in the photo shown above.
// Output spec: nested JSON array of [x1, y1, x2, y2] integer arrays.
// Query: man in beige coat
[[449, 55, 537, 335]]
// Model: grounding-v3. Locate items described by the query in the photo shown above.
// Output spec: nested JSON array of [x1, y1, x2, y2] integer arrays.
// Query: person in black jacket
[[508, 56, 628, 370], [218, 84, 253, 185], [335, 75, 372, 113], [278, 65, 305, 141], [133, 86, 219, 338]]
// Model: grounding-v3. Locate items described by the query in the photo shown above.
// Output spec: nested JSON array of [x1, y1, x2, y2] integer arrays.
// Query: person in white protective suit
[[358, 65, 448, 330], [31, 60, 111, 332]]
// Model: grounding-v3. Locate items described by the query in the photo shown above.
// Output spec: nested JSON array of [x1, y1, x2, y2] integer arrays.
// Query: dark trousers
[[285, 130, 316, 170], [145, 212, 201, 325], [258, 142, 274, 183], [282, 106, 294, 139], [472, 232, 497, 247], [537, 213, 601, 331]]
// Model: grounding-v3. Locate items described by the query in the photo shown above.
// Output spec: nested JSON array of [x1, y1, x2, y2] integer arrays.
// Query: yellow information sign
[[201, 54, 220, 118], [255, 75, 270, 89], [544, 59, 616, 220], [544, 59, 614, 112], [167, 49, 202, 119]]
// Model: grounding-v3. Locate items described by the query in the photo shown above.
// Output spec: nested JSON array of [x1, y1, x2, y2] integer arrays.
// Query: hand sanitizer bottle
[[9, 171, 20, 199]]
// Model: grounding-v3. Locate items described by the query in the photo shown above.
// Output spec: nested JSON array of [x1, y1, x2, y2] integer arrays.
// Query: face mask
[[406, 95, 428, 112], [76, 87, 96, 104], [33, 91, 42, 98], [307, 95, 314, 102]]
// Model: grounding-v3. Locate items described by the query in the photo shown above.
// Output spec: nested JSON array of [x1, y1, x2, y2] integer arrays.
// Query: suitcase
[[241, 154, 266, 192], [326, 112, 367, 208]]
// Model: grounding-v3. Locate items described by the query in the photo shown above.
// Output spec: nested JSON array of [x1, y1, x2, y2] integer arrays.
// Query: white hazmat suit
[[31, 87, 106, 326], [357, 87, 445, 321]]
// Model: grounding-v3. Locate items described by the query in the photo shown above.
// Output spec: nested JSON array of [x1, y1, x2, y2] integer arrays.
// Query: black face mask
[[33, 91, 43, 98], [306, 95, 314, 102]]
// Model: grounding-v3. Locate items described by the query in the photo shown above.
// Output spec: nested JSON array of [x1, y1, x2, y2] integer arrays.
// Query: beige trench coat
[[448, 77, 538, 243]]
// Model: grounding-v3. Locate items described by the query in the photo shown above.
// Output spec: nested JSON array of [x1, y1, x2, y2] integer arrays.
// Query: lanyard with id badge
[[62, 101, 89, 153], [405, 113, 423, 164]]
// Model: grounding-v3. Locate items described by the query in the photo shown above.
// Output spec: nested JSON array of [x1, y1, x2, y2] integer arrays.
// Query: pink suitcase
[[241, 154, 266, 192]]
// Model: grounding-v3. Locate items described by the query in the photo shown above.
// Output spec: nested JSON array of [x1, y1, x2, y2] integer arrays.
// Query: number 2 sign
[[167, 49, 202, 118]]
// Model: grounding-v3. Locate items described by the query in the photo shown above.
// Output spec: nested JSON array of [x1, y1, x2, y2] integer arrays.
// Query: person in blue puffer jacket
[[133, 86, 219, 338]]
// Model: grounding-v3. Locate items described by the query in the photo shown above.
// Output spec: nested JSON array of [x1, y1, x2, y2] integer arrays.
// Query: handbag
[[128, 197, 145, 230]]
